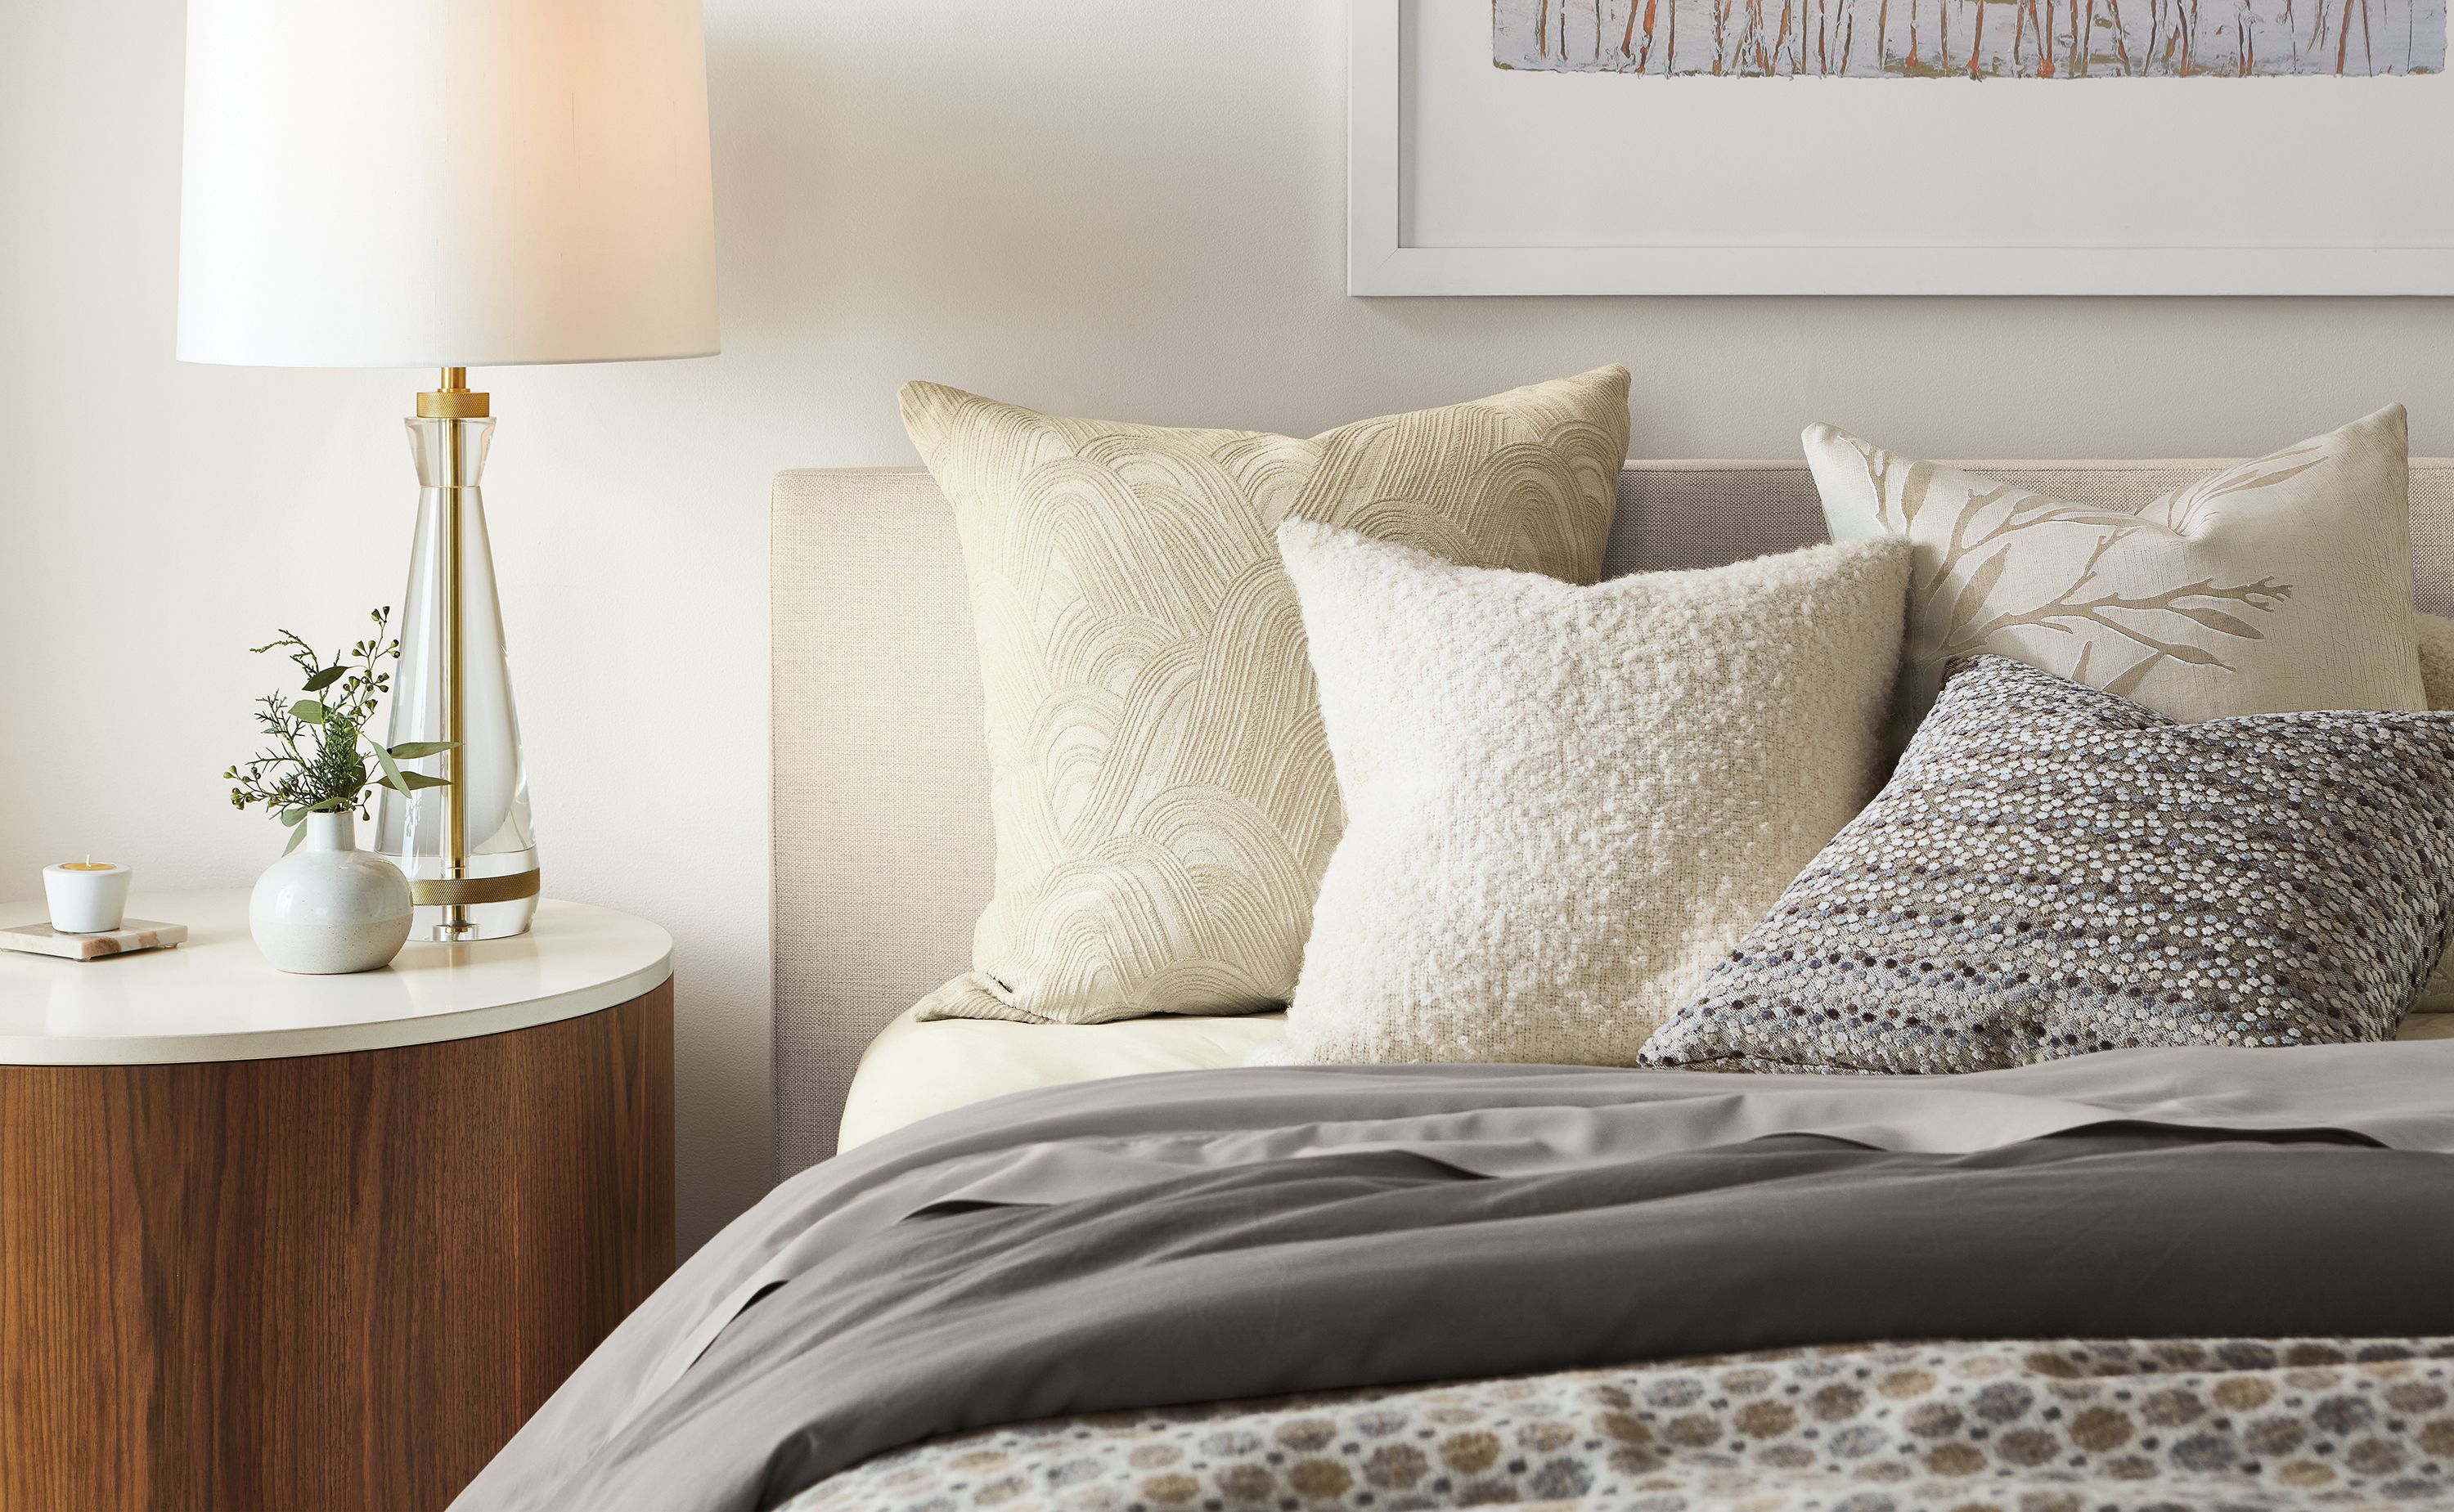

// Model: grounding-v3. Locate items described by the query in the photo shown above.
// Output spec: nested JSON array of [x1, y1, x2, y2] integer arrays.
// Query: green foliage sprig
[[223, 608, 456, 854]]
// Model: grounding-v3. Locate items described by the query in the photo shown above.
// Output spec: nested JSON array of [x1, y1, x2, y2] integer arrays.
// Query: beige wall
[[6, 0, 2454, 1253]]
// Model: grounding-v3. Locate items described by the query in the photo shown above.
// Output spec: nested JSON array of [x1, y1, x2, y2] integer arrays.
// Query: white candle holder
[[44, 862, 132, 934]]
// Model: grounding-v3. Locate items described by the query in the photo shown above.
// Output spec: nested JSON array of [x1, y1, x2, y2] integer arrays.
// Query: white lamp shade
[[178, 0, 719, 369]]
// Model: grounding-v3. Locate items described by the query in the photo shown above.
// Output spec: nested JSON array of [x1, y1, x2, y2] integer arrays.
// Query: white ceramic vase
[[249, 810, 416, 974]]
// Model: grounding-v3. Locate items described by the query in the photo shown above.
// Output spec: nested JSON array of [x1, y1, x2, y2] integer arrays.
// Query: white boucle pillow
[[1277, 521, 1913, 1066]]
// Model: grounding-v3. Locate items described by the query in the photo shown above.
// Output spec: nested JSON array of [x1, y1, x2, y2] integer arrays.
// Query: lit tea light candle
[[44, 859, 131, 934]]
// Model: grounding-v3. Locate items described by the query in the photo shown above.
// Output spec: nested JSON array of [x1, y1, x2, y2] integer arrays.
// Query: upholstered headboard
[[771, 459, 2454, 1179]]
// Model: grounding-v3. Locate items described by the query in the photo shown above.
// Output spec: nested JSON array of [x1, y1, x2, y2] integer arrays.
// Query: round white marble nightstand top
[[0, 889, 672, 1066]]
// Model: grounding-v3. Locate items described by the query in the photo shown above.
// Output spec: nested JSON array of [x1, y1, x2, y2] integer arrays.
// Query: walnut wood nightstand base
[[0, 980, 674, 1512]]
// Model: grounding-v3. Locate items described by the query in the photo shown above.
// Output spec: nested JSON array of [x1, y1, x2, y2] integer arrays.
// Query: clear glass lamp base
[[374, 413, 539, 940]]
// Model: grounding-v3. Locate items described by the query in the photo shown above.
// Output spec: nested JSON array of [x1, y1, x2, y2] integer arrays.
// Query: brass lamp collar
[[417, 366, 491, 420]]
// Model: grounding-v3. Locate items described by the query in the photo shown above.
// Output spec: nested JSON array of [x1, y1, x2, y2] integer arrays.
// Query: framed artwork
[[1348, 0, 2454, 294]]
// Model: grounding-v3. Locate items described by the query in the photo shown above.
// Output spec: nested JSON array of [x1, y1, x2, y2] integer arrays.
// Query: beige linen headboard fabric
[[772, 459, 2454, 1180]]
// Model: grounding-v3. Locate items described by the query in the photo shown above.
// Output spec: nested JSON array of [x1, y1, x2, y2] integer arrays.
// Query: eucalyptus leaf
[[370, 740, 407, 793], [301, 666, 347, 692], [290, 699, 328, 725], [282, 821, 308, 855], [378, 769, 451, 793], [385, 741, 456, 760]]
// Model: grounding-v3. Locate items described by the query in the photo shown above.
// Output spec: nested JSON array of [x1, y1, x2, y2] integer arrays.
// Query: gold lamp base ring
[[408, 870, 542, 909]]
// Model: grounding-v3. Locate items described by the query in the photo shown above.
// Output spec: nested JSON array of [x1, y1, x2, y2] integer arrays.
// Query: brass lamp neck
[[416, 366, 491, 420]]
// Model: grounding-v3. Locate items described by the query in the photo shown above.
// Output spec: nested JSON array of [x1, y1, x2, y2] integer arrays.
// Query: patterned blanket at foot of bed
[[788, 1338, 2454, 1512]]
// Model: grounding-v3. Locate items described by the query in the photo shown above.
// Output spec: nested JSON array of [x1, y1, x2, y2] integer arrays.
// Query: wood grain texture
[[0, 980, 673, 1512]]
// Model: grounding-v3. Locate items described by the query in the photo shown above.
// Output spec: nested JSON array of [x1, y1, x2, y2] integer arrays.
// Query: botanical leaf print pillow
[[1638, 654, 2454, 1075], [1807, 407, 2425, 742]]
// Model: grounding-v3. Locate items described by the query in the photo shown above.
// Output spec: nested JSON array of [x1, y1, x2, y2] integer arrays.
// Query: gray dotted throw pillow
[[1639, 654, 2454, 1075]]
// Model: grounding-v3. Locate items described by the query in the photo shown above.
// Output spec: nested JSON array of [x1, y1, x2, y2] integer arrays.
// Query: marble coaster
[[0, 918, 188, 961]]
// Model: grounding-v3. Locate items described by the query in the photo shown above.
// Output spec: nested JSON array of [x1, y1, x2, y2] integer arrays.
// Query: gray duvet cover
[[455, 1043, 2454, 1512]]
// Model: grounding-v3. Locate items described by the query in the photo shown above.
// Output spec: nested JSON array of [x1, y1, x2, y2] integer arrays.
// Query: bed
[[783, 461, 2454, 1165], [450, 458, 2454, 1512]]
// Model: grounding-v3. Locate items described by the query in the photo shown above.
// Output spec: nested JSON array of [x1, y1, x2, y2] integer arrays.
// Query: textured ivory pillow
[[2418, 612, 2454, 1010], [903, 369, 1631, 1025], [1808, 407, 2426, 741], [1278, 522, 1912, 1066]]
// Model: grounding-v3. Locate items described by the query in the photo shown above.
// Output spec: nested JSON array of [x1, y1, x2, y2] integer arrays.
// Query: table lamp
[[176, 0, 718, 940]]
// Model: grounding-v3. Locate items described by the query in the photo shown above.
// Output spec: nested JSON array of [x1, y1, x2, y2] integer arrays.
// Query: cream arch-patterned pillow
[[1807, 407, 2427, 743], [902, 370, 1629, 1025]]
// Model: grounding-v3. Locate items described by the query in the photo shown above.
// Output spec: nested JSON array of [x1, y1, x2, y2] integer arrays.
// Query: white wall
[[7, 0, 2454, 1254]]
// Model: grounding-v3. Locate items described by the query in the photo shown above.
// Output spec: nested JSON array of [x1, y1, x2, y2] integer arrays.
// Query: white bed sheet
[[838, 1007, 1288, 1152], [835, 1006, 2454, 1153]]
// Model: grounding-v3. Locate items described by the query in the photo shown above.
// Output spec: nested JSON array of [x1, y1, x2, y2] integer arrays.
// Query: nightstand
[[0, 889, 674, 1512]]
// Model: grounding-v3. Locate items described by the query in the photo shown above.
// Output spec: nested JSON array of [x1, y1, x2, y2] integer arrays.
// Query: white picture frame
[[1348, 0, 2454, 296]]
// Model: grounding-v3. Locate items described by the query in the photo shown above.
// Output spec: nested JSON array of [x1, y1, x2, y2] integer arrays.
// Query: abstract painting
[[1494, 0, 2443, 74]]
